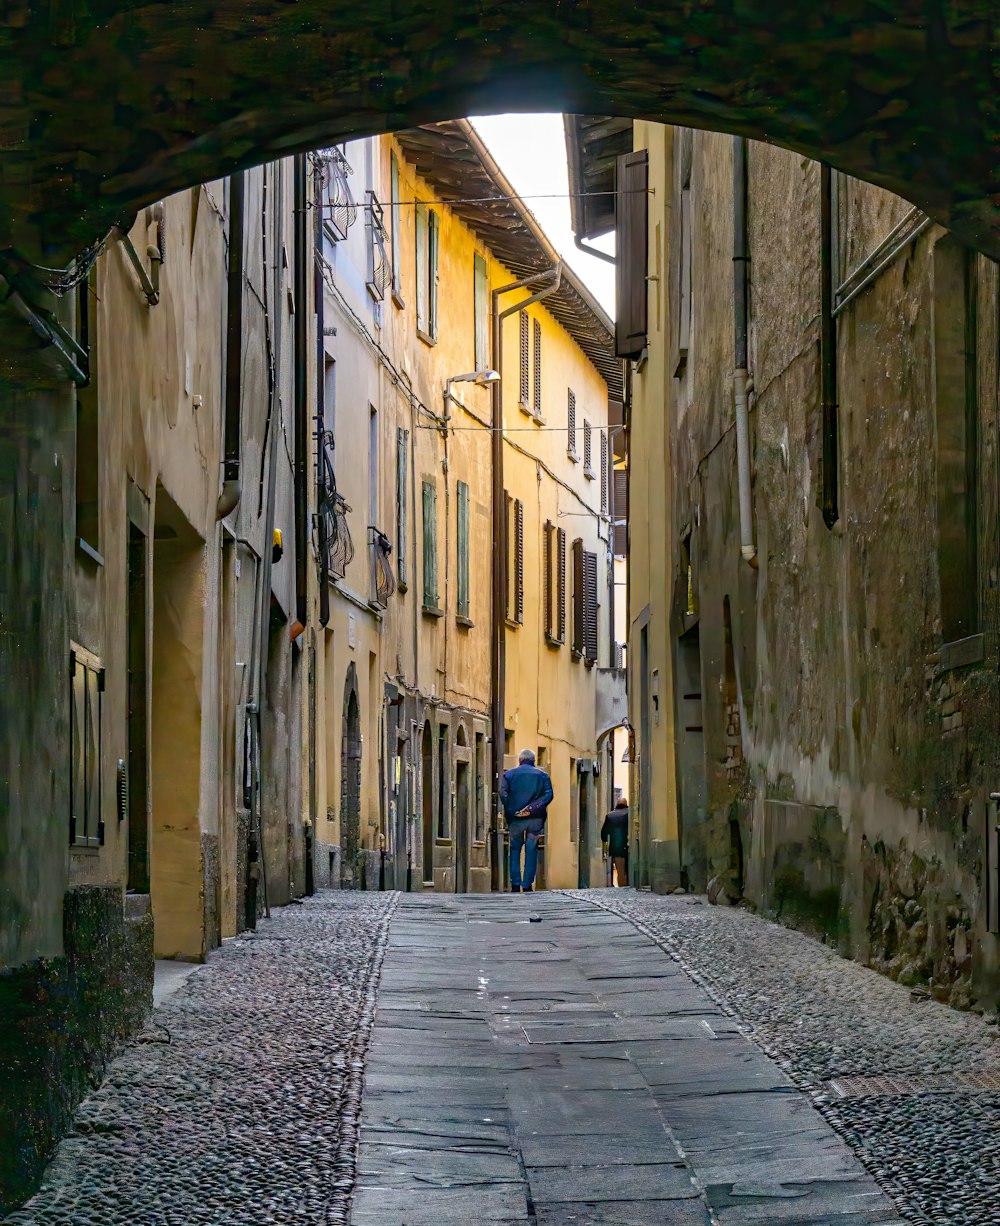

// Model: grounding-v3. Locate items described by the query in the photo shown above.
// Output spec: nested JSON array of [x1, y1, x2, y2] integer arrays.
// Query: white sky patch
[[469, 113, 616, 319]]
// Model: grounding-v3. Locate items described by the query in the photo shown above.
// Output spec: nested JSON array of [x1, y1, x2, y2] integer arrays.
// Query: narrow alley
[[10, 889, 1000, 1225]]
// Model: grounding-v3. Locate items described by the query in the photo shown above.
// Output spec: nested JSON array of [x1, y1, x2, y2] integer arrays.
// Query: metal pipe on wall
[[314, 157, 331, 629], [293, 152, 309, 634], [217, 171, 245, 519], [820, 163, 839, 528], [732, 137, 756, 566]]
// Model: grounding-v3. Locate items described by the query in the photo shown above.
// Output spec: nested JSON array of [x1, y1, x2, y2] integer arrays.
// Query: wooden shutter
[[390, 152, 401, 296], [415, 203, 427, 333], [600, 432, 608, 512], [396, 428, 408, 586], [557, 528, 567, 643], [572, 538, 585, 655], [474, 253, 488, 370], [583, 550, 599, 663], [428, 210, 439, 339], [615, 149, 649, 358], [532, 319, 542, 415], [422, 479, 437, 608], [519, 311, 529, 405], [543, 520, 554, 639], [567, 389, 576, 455], [613, 468, 628, 556], [504, 491, 513, 619], [583, 420, 592, 471], [457, 480, 470, 618], [514, 498, 524, 624]]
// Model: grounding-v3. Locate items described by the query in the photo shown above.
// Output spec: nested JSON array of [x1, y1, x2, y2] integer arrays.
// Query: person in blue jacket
[[500, 749, 554, 893]]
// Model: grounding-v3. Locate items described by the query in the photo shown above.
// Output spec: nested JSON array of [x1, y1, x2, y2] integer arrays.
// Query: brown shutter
[[504, 490, 513, 619], [583, 550, 599, 663], [600, 432, 608, 513], [572, 538, 585, 656], [519, 311, 529, 405], [615, 149, 649, 358], [567, 389, 577, 455], [533, 319, 542, 415], [515, 498, 524, 624], [613, 469, 628, 556], [543, 520, 553, 639], [557, 528, 567, 643], [583, 420, 592, 471]]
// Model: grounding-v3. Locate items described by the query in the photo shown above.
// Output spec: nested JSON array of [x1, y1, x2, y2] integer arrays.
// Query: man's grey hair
[[518, 748, 536, 765]]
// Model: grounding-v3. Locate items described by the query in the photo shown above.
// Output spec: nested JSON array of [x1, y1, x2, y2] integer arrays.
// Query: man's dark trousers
[[508, 817, 545, 890]]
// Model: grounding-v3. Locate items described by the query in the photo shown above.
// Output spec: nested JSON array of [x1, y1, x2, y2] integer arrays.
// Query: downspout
[[314, 157, 331, 628], [217, 171, 245, 519], [732, 137, 756, 566], [292, 152, 309, 635], [574, 234, 616, 266], [820, 163, 839, 528], [489, 263, 562, 891]]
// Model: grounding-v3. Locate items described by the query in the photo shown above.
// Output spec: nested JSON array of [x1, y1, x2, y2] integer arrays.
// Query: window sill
[[392, 288, 405, 310], [77, 538, 105, 566], [417, 328, 437, 347], [584, 468, 596, 481], [519, 404, 544, 424], [567, 449, 579, 463], [456, 614, 475, 629], [505, 617, 522, 630], [422, 604, 444, 619], [545, 634, 563, 650]]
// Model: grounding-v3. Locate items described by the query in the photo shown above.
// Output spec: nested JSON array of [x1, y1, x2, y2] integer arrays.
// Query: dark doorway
[[675, 624, 707, 881], [638, 624, 651, 888], [437, 725, 449, 838], [341, 668, 362, 888], [455, 760, 470, 893], [126, 521, 149, 894], [577, 770, 590, 889], [421, 722, 434, 885]]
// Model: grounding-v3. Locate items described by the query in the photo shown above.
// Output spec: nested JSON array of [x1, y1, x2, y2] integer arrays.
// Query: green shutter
[[415, 203, 427, 333], [390, 152, 401, 296], [422, 479, 437, 608], [396, 428, 408, 586], [428, 210, 439, 339], [474, 254, 488, 371], [457, 480, 470, 618]]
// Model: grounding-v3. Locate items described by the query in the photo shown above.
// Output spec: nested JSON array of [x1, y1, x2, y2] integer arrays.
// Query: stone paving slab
[[350, 892, 902, 1225]]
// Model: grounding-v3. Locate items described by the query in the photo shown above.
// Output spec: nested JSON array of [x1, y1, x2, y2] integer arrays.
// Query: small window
[[365, 192, 391, 302], [474, 254, 489, 371], [600, 432, 608, 513], [532, 319, 542, 416], [421, 479, 440, 612], [416, 204, 439, 343], [70, 644, 104, 847], [557, 527, 567, 644], [505, 492, 524, 625], [583, 420, 594, 477], [544, 520, 564, 646], [75, 269, 101, 558], [457, 480, 471, 622], [567, 389, 578, 460], [677, 185, 692, 376], [519, 311, 530, 407], [390, 152, 403, 304], [396, 429, 409, 589], [572, 541, 599, 663]]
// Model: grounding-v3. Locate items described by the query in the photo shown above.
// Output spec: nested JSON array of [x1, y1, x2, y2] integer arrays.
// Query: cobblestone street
[[8, 889, 1000, 1224]]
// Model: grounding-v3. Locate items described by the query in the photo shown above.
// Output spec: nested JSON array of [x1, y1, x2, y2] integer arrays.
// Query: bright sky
[[470, 114, 616, 319]]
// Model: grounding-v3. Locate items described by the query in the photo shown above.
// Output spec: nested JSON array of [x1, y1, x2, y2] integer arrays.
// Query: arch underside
[[1, 1, 997, 264]]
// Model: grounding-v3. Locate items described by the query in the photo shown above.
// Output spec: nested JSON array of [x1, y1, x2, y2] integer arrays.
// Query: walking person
[[601, 795, 629, 887], [501, 749, 553, 892]]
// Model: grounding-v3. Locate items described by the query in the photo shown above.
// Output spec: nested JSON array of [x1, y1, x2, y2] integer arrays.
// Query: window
[[368, 406, 379, 527], [567, 389, 578, 459], [583, 420, 594, 476], [324, 146, 357, 243], [457, 480, 471, 622], [365, 191, 391, 301], [677, 185, 692, 376], [396, 428, 408, 588], [572, 540, 599, 663], [474, 253, 488, 371], [505, 492, 524, 625], [532, 319, 542, 415], [600, 431, 608, 513], [390, 151, 402, 304], [421, 479, 440, 613], [933, 238, 978, 643], [76, 269, 101, 558], [614, 148, 649, 358], [519, 310, 530, 407], [613, 467, 628, 557], [415, 204, 439, 342], [544, 520, 565, 646], [70, 643, 104, 847]]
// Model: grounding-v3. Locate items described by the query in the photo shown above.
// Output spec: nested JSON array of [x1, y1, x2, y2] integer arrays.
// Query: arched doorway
[[4, 8, 997, 262], [341, 664, 362, 889], [421, 722, 434, 888]]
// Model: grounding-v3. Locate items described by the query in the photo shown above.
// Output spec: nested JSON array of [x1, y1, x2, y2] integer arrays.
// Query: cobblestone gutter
[[4, 890, 398, 1226], [577, 888, 1000, 1225]]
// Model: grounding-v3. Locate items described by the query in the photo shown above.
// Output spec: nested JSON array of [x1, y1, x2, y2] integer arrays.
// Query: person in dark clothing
[[601, 796, 629, 887], [500, 749, 553, 892]]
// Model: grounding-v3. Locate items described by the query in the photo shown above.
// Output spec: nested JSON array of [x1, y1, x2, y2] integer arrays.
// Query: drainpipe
[[732, 137, 756, 566], [820, 163, 839, 528], [489, 263, 562, 891], [574, 234, 616, 266], [217, 171, 245, 519], [292, 152, 309, 634], [314, 158, 331, 628]]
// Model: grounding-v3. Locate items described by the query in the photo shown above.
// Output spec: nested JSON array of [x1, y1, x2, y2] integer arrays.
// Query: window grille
[[366, 192, 392, 301], [322, 146, 357, 241], [519, 311, 529, 406], [600, 432, 608, 512], [370, 527, 396, 608], [567, 389, 577, 458], [583, 419, 593, 472], [557, 527, 567, 643], [532, 319, 542, 415], [543, 520, 554, 639], [70, 644, 104, 847], [317, 430, 354, 579]]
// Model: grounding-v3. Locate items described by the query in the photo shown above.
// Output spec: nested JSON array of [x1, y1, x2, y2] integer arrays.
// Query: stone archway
[[341, 663, 362, 889], [3, 3, 997, 262]]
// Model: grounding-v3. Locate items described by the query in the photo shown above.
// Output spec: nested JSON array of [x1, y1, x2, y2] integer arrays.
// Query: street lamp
[[444, 368, 500, 402]]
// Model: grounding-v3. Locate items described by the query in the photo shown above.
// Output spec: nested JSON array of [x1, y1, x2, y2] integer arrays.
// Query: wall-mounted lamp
[[445, 369, 501, 396]]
